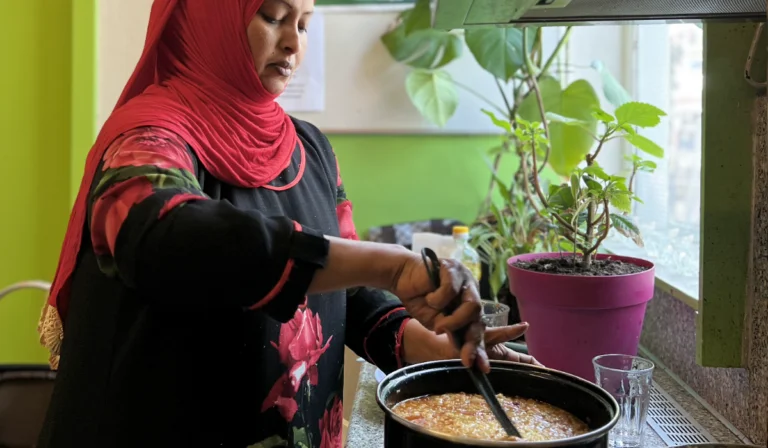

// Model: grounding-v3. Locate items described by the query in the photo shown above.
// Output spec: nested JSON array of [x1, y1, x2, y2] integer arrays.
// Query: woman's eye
[[260, 13, 279, 24]]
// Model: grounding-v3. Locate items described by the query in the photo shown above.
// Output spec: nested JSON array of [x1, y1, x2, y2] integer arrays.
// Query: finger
[[506, 349, 541, 366], [483, 323, 530, 346], [406, 297, 441, 331], [433, 283, 482, 334], [457, 321, 489, 372], [424, 260, 464, 310]]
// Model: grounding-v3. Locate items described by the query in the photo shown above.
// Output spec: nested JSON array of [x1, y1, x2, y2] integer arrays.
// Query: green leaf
[[610, 213, 644, 247], [518, 78, 600, 176], [464, 27, 534, 81], [608, 191, 632, 213], [403, 0, 431, 35], [584, 177, 603, 193], [637, 159, 657, 172], [547, 185, 575, 209], [619, 122, 636, 136], [591, 107, 615, 124], [405, 69, 459, 127], [545, 112, 591, 130], [570, 174, 580, 201], [381, 13, 462, 70], [583, 164, 610, 181], [482, 109, 512, 133], [248, 435, 289, 448], [591, 60, 632, 107], [615, 101, 667, 128], [624, 133, 665, 158]]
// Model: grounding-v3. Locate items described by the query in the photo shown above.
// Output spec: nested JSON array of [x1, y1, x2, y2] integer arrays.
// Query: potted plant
[[498, 94, 665, 379], [379, 1, 633, 310]]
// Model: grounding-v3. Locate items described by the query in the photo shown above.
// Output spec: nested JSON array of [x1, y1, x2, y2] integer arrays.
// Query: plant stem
[[523, 31, 551, 173], [539, 27, 573, 81], [585, 199, 612, 256], [480, 146, 507, 215], [628, 166, 638, 195], [452, 80, 507, 117], [494, 78, 513, 120], [583, 201, 596, 267], [526, 128, 589, 239]]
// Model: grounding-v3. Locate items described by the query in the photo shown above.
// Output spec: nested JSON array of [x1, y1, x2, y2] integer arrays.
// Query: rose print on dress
[[262, 308, 333, 422], [319, 397, 343, 448]]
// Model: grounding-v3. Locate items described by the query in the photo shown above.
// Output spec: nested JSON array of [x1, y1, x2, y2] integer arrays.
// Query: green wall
[[330, 134, 507, 233], [0, 2, 75, 363]]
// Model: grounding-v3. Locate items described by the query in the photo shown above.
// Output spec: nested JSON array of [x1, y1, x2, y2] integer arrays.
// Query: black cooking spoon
[[420, 247, 522, 439]]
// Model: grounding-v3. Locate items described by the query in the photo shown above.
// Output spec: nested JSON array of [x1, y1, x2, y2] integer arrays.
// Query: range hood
[[431, 0, 766, 29]]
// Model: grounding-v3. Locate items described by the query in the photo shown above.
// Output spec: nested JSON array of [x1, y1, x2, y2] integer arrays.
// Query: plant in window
[[380, 0, 630, 307]]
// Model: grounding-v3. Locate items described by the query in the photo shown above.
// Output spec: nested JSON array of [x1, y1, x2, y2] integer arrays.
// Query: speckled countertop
[[346, 361, 745, 448]]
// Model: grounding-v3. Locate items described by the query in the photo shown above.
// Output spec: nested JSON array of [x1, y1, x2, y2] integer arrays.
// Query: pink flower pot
[[507, 252, 655, 380]]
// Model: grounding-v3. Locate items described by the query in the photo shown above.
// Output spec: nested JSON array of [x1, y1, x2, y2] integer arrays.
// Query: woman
[[37, 0, 537, 447]]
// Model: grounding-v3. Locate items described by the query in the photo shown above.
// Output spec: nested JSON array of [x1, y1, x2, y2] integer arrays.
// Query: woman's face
[[247, 0, 314, 95]]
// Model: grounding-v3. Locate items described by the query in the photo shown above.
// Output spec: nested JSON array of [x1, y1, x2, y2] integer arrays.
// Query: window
[[601, 24, 703, 301]]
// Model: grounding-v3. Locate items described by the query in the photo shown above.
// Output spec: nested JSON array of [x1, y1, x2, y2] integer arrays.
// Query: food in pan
[[392, 392, 589, 442]]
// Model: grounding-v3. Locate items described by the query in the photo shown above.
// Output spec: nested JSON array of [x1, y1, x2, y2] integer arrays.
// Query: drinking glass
[[481, 300, 510, 327], [593, 354, 654, 448]]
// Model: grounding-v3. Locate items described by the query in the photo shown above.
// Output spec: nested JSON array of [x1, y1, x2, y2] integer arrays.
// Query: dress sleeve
[[334, 158, 412, 373], [87, 127, 329, 323]]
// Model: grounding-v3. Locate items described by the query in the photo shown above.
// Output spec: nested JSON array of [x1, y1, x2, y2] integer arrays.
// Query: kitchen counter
[[346, 361, 745, 447]]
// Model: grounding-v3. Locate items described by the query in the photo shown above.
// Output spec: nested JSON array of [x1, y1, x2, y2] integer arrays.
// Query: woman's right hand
[[389, 253, 489, 372]]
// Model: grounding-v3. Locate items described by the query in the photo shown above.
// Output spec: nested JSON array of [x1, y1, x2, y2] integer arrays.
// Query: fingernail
[[520, 322, 529, 326]]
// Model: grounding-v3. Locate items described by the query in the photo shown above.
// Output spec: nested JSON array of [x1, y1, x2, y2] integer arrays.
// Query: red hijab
[[39, 0, 299, 367]]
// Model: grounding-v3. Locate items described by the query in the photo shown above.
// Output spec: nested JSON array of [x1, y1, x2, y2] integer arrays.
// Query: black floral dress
[[38, 118, 411, 448]]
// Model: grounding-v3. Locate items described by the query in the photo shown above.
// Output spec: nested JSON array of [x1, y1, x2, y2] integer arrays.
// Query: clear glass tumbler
[[481, 300, 510, 327], [593, 354, 655, 448]]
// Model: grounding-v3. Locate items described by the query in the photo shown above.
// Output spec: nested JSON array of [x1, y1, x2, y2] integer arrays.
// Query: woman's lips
[[270, 63, 293, 77]]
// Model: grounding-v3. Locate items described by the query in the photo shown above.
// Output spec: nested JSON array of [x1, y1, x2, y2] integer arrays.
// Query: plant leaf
[[547, 185, 575, 209], [623, 133, 665, 158], [381, 13, 462, 70], [545, 112, 591, 130], [570, 174, 580, 201], [591, 60, 632, 107], [403, 0, 431, 36], [405, 69, 459, 127], [482, 109, 512, 133], [583, 164, 610, 181], [591, 106, 615, 124], [519, 78, 600, 176], [464, 27, 534, 81], [610, 213, 644, 247], [615, 101, 667, 128], [608, 191, 632, 213]]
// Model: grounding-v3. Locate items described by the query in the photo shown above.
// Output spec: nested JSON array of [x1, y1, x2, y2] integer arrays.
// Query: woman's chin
[[260, 77, 291, 97]]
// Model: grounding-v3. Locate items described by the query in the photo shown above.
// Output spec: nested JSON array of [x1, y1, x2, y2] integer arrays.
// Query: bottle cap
[[452, 226, 469, 235]]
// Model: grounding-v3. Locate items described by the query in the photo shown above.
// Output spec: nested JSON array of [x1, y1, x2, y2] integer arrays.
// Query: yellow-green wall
[[0, 1, 75, 363]]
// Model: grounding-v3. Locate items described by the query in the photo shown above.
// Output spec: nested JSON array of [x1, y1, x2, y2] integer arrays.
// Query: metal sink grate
[[647, 381, 718, 446]]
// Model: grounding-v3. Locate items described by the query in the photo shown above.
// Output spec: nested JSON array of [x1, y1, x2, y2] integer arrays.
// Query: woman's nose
[[281, 29, 301, 55]]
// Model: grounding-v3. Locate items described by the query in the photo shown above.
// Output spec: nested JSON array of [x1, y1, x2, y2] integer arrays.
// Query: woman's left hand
[[483, 323, 542, 366]]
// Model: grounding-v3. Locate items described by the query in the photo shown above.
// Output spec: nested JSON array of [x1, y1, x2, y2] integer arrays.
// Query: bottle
[[450, 226, 481, 282]]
